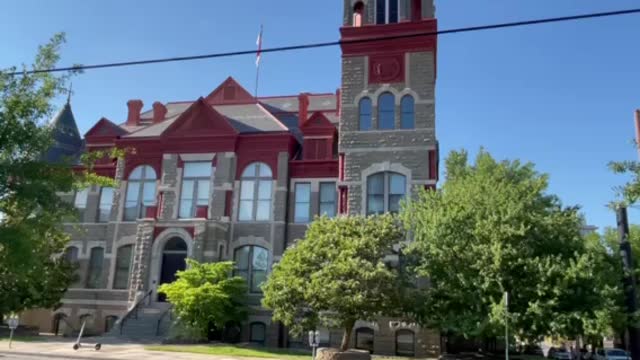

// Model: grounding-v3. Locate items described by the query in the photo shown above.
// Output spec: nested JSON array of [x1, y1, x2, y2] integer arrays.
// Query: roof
[[44, 102, 84, 163]]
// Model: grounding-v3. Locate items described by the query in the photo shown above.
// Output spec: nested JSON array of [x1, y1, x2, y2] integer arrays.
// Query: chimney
[[126, 99, 144, 126], [298, 93, 310, 127], [152, 102, 167, 124]]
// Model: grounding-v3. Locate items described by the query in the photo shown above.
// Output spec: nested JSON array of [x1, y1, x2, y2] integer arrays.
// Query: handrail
[[156, 305, 173, 336], [119, 289, 153, 335]]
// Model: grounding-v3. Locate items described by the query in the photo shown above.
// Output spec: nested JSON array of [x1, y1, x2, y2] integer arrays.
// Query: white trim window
[[239, 163, 273, 221], [366, 172, 406, 215], [319, 182, 337, 218], [98, 187, 114, 222], [86, 247, 104, 289], [294, 183, 311, 223], [179, 162, 213, 218], [74, 187, 89, 209], [124, 166, 157, 221], [233, 245, 269, 293], [376, 0, 399, 24]]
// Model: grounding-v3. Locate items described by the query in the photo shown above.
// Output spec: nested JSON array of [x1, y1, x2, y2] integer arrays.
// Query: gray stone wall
[[160, 154, 179, 220]]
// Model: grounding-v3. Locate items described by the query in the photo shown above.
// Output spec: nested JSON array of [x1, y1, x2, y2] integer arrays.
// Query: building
[[24, 0, 440, 356]]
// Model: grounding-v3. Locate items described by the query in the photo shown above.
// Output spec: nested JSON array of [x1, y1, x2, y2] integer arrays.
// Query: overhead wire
[[5, 7, 640, 76]]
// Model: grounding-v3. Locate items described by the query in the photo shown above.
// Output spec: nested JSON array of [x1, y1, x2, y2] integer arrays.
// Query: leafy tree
[[0, 33, 115, 317], [262, 215, 408, 351], [402, 149, 623, 341], [158, 260, 248, 339]]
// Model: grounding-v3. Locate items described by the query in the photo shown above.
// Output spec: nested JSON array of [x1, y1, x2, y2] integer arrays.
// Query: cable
[[5, 7, 640, 76]]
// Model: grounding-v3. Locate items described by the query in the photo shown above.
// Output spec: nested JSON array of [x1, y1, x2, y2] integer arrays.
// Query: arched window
[[113, 245, 134, 289], [353, 1, 365, 27], [367, 172, 406, 215], [233, 246, 269, 293], [249, 322, 266, 345], [104, 315, 118, 333], [378, 92, 395, 130], [355, 327, 375, 353], [64, 246, 79, 263], [239, 163, 273, 221], [376, 0, 399, 24], [124, 165, 157, 221], [396, 329, 415, 356], [359, 97, 372, 131], [400, 95, 415, 129], [86, 247, 104, 289]]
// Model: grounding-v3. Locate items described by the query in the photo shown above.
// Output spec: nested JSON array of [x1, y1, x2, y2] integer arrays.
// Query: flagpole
[[255, 60, 261, 99], [255, 25, 263, 99]]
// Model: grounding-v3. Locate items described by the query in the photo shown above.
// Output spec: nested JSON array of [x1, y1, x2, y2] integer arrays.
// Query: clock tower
[[338, 0, 439, 216]]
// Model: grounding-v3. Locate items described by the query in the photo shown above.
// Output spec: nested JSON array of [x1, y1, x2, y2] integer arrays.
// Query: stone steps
[[105, 304, 172, 342]]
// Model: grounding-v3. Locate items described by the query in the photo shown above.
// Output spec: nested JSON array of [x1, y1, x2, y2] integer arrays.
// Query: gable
[[163, 97, 238, 138], [205, 77, 255, 105], [300, 112, 337, 137], [85, 118, 128, 144]]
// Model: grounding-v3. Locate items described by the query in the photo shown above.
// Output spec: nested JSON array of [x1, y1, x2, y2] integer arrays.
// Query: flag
[[256, 25, 263, 67]]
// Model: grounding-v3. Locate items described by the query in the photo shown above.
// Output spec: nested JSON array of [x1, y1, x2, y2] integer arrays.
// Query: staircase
[[103, 292, 173, 343]]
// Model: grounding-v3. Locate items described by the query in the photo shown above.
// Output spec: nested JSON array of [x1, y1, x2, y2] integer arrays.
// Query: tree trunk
[[341, 319, 356, 352]]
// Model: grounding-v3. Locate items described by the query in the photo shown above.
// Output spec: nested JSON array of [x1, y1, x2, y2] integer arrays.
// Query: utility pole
[[617, 206, 640, 360]]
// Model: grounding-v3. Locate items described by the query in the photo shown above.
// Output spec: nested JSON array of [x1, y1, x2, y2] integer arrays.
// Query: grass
[[145, 344, 312, 360], [0, 335, 43, 342]]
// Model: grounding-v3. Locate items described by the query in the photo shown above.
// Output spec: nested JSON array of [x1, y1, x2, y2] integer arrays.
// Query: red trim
[[145, 206, 158, 219], [164, 97, 239, 138], [195, 206, 209, 219], [412, 0, 422, 21], [85, 118, 128, 145], [235, 133, 297, 179], [154, 226, 195, 239], [290, 160, 338, 179], [428, 149, 437, 180], [300, 112, 338, 137], [339, 153, 345, 181], [338, 186, 348, 215], [340, 19, 438, 57], [369, 53, 405, 84], [224, 191, 233, 217]]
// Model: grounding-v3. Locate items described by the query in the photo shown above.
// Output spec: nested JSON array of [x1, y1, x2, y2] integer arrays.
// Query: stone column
[[128, 219, 154, 302], [159, 154, 179, 221], [192, 221, 207, 262]]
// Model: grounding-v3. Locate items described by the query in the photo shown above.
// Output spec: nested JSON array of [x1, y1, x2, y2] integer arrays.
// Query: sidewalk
[[0, 337, 261, 360]]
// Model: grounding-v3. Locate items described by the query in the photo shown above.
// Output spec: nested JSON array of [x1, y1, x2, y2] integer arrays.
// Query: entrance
[[158, 237, 188, 302]]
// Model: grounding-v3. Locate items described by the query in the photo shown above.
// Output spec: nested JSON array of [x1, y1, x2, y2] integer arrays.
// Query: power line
[[6, 7, 640, 76]]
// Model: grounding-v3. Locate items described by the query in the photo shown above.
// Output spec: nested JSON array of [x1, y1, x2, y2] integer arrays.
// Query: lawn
[[145, 344, 312, 360], [0, 335, 43, 342]]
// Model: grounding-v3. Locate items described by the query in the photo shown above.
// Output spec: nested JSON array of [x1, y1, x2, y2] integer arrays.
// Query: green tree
[[402, 149, 623, 341], [158, 260, 248, 339], [262, 215, 408, 351], [0, 33, 115, 317]]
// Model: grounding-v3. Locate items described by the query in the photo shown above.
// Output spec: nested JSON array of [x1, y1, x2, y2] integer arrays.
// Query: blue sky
[[1, 1, 639, 232]]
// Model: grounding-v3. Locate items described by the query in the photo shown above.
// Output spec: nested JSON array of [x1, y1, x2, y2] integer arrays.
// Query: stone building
[[23, 0, 440, 356]]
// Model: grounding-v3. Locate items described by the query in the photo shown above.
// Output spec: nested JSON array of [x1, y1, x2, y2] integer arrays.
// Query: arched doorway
[[158, 237, 188, 301]]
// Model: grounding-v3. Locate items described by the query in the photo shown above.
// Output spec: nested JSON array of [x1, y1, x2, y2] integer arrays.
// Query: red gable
[[205, 77, 255, 105], [84, 117, 128, 145], [300, 112, 337, 137], [163, 97, 238, 138]]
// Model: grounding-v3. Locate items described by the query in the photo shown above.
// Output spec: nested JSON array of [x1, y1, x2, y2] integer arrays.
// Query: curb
[[0, 350, 121, 360]]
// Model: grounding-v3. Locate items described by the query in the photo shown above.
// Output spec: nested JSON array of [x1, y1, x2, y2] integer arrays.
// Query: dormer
[[300, 112, 337, 160], [205, 77, 255, 105]]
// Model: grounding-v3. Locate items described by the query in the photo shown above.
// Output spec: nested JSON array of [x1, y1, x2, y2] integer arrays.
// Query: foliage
[[158, 260, 248, 339], [609, 160, 640, 206], [262, 214, 408, 351], [402, 149, 624, 341], [0, 33, 115, 316]]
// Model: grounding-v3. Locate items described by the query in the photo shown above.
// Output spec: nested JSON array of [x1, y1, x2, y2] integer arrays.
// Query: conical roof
[[43, 101, 84, 164]]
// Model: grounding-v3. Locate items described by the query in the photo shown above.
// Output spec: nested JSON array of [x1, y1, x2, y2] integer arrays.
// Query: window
[[359, 97, 372, 130], [239, 163, 273, 221], [86, 247, 104, 289], [104, 316, 118, 333], [179, 162, 213, 218], [396, 329, 415, 357], [367, 172, 406, 215], [98, 187, 114, 222], [250, 322, 266, 345], [234, 246, 269, 293], [378, 92, 395, 129], [400, 95, 415, 129], [353, 1, 364, 27], [113, 245, 133, 289], [355, 327, 375, 353], [376, 0, 399, 24], [319, 182, 336, 218], [74, 187, 89, 209], [124, 166, 157, 221], [294, 183, 311, 223], [64, 246, 79, 263]]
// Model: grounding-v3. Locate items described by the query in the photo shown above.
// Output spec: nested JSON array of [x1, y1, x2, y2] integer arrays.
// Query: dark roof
[[44, 102, 84, 164]]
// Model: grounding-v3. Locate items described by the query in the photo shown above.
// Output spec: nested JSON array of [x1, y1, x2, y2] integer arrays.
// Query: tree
[[0, 33, 114, 317], [402, 149, 623, 342], [158, 260, 248, 339], [262, 215, 408, 351]]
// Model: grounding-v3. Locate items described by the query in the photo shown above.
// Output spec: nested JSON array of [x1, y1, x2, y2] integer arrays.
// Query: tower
[[339, 0, 439, 216], [44, 99, 84, 164]]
